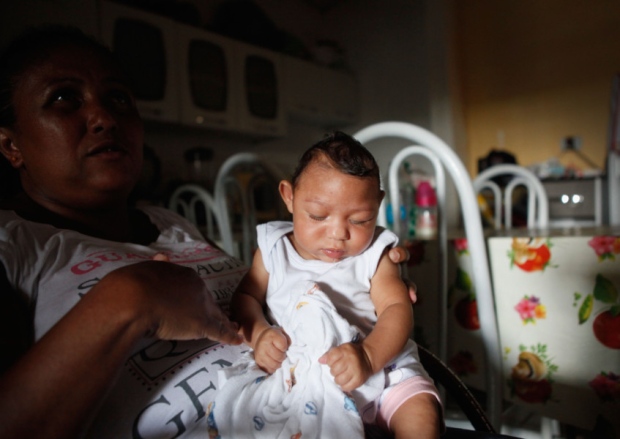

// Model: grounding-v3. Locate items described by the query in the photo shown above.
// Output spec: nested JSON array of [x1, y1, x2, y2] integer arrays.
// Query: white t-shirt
[[0, 206, 248, 438]]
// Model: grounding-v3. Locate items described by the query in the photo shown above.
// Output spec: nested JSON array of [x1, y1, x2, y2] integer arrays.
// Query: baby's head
[[290, 131, 381, 192], [280, 131, 384, 262]]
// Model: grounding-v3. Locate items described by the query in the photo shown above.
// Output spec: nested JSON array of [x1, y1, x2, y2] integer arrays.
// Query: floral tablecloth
[[485, 234, 620, 435], [405, 233, 619, 436]]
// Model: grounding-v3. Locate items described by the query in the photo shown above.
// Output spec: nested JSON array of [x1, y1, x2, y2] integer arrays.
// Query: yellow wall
[[456, 0, 620, 176]]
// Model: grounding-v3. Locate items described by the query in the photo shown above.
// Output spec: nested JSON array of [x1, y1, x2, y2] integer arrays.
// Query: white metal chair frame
[[473, 164, 549, 230], [214, 152, 287, 265], [353, 121, 503, 429], [168, 183, 235, 257]]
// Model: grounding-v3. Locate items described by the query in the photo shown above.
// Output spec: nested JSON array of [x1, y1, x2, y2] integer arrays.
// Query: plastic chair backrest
[[473, 164, 549, 230], [353, 121, 503, 429], [214, 152, 287, 265], [168, 184, 235, 257]]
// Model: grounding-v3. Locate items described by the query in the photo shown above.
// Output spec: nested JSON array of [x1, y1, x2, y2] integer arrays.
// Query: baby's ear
[[278, 180, 294, 214]]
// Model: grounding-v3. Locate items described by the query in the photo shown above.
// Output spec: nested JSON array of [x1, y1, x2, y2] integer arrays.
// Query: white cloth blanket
[[213, 281, 384, 438]]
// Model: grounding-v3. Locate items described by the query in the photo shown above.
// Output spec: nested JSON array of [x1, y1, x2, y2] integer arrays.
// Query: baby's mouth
[[322, 248, 345, 260]]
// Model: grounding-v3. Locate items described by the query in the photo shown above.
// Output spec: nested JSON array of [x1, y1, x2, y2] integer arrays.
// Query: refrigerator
[[607, 73, 620, 225]]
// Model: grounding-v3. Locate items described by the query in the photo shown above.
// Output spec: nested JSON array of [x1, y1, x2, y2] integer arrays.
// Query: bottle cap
[[416, 181, 437, 207]]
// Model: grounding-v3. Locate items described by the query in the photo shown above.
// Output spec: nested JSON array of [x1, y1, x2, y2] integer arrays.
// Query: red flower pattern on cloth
[[588, 236, 620, 261], [453, 238, 469, 255], [509, 238, 553, 272], [576, 274, 620, 350], [448, 350, 478, 377], [589, 372, 620, 402], [514, 295, 547, 324], [508, 344, 558, 404]]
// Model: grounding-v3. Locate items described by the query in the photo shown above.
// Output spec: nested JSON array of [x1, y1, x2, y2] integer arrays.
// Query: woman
[[0, 26, 412, 438], [0, 25, 248, 439]]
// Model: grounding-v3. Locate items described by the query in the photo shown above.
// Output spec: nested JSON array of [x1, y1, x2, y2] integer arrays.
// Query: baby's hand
[[254, 327, 290, 374], [318, 342, 373, 392]]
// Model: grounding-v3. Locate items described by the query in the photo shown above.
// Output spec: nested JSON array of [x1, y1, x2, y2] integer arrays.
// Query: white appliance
[[544, 177, 603, 227], [606, 73, 620, 225], [607, 151, 620, 225], [100, 1, 286, 137]]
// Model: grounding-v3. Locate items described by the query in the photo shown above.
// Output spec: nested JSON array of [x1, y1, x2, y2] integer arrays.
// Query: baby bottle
[[415, 181, 437, 239]]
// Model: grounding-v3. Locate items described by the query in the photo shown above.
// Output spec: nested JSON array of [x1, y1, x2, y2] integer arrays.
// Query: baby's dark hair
[[291, 131, 381, 189]]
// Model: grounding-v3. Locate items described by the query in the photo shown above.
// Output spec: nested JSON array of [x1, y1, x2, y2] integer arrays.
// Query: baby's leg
[[377, 376, 442, 439], [389, 392, 440, 439]]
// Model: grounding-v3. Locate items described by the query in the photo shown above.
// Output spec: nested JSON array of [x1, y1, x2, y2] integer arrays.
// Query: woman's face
[[0, 43, 144, 212]]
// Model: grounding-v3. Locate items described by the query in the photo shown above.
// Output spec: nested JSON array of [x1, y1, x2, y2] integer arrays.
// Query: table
[[487, 231, 619, 434], [406, 227, 620, 435]]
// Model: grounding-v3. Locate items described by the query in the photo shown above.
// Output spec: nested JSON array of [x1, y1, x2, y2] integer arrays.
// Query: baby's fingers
[[256, 345, 286, 373]]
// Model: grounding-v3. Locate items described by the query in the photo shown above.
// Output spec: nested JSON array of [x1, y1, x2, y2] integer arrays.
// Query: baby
[[216, 131, 441, 439]]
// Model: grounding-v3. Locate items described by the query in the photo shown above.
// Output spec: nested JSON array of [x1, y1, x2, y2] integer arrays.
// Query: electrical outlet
[[561, 136, 582, 151]]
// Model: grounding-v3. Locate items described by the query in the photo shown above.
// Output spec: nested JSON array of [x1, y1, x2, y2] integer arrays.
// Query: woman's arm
[[0, 264, 32, 376], [0, 260, 241, 439]]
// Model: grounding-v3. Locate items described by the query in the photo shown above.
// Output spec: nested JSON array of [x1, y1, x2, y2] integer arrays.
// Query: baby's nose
[[330, 221, 349, 240]]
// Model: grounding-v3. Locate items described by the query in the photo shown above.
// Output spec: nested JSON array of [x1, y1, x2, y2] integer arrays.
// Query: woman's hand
[[0, 258, 242, 439], [388, 245, 418, 304], [100, 260, 243, 346]]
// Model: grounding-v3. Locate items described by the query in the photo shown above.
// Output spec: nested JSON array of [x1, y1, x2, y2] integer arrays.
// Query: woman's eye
[[49, 88, 80, 106], [109, 89, 133, 106]]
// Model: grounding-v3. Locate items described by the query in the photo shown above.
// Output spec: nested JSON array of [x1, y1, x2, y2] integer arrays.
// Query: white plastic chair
[[168, 184, 235, 257], [473, 164, 549, 230], [353, 121, 503, 430], [214, 152, 288, 265]]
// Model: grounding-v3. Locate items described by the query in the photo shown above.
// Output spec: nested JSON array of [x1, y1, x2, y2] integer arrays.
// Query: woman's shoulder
[[0, 209, 47, 237]]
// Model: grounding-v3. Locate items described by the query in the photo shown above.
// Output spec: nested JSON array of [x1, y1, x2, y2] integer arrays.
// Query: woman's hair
[[0, 25, 116, 200], [291, 131, 381, 188], [0, 24, 115, 129]]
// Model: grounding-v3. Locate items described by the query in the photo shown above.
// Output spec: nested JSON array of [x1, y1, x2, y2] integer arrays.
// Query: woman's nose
[[87, 99, 117, 133]]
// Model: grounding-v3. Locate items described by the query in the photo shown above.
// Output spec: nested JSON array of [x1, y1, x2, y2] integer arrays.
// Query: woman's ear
[[0, 128, 23, 168], [279, 180, 294, 214]]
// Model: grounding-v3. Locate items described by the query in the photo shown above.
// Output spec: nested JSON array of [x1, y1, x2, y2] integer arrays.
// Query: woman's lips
[[87, 140, 125, 156], [87, 142, 127, 160]]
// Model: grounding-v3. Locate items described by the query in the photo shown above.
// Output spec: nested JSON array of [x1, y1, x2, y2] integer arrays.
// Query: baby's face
[[284, 161, 383, 262]]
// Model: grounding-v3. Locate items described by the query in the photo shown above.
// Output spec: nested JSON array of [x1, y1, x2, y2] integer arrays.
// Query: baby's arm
[[320, 250, 412, 391], [231, 249, 290, 373]]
